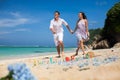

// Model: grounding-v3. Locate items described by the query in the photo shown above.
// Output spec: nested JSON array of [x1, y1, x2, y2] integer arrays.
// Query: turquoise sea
[[0, 47, 75, 60]]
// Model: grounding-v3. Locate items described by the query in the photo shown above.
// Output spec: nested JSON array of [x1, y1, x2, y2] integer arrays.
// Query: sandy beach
[[0, 48, 120, 80]]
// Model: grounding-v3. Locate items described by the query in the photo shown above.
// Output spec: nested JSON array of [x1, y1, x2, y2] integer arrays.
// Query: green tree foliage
[[102, 2, 120, 46], [87, 28, 102, 44]]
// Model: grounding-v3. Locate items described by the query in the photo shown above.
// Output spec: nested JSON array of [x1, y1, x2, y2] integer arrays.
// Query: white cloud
[[14, 28, 30, 32], [89, 21, 98, 26], [0, 11, 39, 28], [0, 11, 36, 36], [10, 12, 21, 17], [10, 12, 39, 23], [0, 18, 28, 27], [0, 28, 30, 35], [96, 1, 107, 6], [0, 31, 11, 35]]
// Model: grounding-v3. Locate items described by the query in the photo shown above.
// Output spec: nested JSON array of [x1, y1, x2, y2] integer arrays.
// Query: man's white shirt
[[50, 18, 68, 33]]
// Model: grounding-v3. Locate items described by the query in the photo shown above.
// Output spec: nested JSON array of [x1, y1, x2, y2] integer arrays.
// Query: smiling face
[[54, 12, 60, 19], [78, 13, 83, 19]]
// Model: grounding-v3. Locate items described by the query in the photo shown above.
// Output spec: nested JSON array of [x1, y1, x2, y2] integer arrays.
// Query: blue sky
[[0, 0, 119, 47]]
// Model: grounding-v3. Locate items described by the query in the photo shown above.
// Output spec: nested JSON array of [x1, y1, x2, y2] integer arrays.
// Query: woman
[[72, 12, 89, 57]]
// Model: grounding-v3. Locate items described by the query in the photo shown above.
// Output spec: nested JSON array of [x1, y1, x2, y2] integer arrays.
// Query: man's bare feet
[[55, 55, 61, 58], [62, 52, 65, 57]]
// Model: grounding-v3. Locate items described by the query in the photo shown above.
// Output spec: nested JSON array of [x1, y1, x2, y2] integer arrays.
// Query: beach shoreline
[[0, 51, 75, 61], [0, 47, 76, 60]]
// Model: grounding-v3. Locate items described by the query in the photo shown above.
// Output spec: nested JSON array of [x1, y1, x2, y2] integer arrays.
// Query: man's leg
[[58, 33, 64, 56], [53, 34, 61, 57], [58, 41, 64, 56], [56, 45, 61, 57]]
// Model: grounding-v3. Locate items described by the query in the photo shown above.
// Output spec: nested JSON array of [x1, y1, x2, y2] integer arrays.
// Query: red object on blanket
[[65, 57, 70, 62]]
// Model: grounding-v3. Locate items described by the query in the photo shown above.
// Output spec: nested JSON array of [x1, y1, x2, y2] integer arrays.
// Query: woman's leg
[[80, 40, 86, 55], [71, 40, 80, 57], [75, 43, 80, 56]]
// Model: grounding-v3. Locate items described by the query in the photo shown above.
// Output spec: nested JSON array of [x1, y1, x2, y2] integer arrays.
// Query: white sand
[[0, 48, 120, 80]]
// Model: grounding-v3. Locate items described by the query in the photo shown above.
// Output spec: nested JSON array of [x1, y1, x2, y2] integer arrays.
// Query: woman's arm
[[73, 20, 79, 34], [73, 24, 78, 33], [85, 19, 89, 36]]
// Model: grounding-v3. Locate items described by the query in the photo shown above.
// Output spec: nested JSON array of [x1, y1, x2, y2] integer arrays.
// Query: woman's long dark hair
[[77, 12, 87, 23], [80, 12, 87, 19]]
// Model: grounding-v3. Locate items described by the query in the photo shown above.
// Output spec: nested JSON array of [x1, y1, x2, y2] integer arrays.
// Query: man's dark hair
[[54, 11, 60, 15]]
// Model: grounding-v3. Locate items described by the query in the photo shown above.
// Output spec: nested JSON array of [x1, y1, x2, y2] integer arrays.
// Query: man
[[50, 11, 72, 58]]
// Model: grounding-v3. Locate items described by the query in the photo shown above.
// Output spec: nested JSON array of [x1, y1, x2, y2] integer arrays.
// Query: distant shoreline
[[0, 47, 76, 60], [0, 46, 76, 48]]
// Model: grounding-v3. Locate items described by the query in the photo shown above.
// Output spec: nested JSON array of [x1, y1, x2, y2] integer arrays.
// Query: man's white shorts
[[53, 32, 63, 46]]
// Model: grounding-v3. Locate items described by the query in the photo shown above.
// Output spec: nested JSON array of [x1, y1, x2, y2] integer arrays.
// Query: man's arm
[[50, 28, 56, 34], [62, 19, 72, 34], [66, 25, 72, 33], [50, 20, 56, 34]]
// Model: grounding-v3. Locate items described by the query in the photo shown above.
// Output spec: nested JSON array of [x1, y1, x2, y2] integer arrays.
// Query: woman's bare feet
[[71, 52, 78, 59], [82, 52, 86, 55]]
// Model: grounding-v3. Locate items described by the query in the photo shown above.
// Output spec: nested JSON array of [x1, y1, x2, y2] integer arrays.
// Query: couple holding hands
[[50, 11, 90, 58]]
